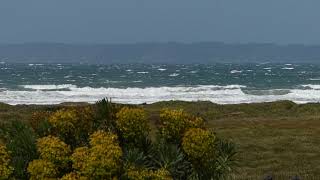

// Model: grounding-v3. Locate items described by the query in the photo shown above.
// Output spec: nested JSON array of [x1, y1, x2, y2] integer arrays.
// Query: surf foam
[[0, 84, 320, 105]]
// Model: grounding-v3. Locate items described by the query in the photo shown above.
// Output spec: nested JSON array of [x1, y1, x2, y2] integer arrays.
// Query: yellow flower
[[60, 172, 88, 180], [126, 166, 172, 180], [159, 109, 204, 141], [182, 128, 216, 165], [71, 131, 122, 179], [48, 107, 95, 145], [116, 107, 150, 142], [89, 130, 118, 147], [151, 168, 173, 180], [27, 159, 58, 180], [29, 111, 52, 131], [0, 144, 13, 179], [37, 135, 71, 166]]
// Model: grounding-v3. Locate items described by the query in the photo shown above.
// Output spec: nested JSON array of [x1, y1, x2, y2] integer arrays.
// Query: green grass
[[1, 100, 320, 179], [143, 100, 320, 179]]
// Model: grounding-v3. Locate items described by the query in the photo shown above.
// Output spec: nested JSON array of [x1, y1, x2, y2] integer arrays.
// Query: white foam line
[[1, 84, 320, 105]]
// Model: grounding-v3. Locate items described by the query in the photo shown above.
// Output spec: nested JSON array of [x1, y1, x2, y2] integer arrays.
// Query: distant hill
[[0, 42, 320, 64]]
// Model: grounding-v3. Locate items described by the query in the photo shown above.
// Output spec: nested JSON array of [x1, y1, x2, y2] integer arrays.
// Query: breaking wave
[[0, 84, 320, 105]]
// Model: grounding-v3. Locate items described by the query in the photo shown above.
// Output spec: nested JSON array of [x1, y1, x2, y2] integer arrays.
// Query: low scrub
[[0, 98, 237, 180]]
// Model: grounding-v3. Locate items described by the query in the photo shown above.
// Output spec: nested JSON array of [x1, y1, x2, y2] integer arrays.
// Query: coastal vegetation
[[0, 100, 320, 179], [0, 99, 237, 179]]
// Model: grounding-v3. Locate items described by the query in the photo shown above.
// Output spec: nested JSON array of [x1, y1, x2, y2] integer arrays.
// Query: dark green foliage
[[123, 148, 151, 169], [215, 138, 238, 171], [151, 141, 192, 179], [33, 119, 52, 137], [0, 121, 38, 179], [93, 98, 119, 131]]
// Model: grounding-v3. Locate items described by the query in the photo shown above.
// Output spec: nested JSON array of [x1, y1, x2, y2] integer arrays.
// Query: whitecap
[[133, 80, 143, 83], [309, 78, 320, 81], [22, 84, 77, 90], [137, 71, 149, 74], [301, 84, 320, 89], [157, 68, 167, 71], [169, 73, 179, 77], [282, 67, 294, 70], [230, 70, 242, 74]]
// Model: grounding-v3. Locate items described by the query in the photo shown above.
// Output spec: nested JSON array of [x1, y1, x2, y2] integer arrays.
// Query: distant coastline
[[1, 42, 320, 64]]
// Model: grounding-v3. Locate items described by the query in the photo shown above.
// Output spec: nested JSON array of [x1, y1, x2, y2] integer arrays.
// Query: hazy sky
[[1, 0, 320, 44]]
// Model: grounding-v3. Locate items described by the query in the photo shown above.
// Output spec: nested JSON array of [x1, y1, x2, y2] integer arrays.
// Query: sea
[[1, 62, 320, 105]]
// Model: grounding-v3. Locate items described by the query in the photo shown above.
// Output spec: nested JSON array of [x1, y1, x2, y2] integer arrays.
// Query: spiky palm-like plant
[[150, 139, 192, 179], [213, 139, 238, 180], [0, 120, 38, 179], [94, 98, 119, 131]]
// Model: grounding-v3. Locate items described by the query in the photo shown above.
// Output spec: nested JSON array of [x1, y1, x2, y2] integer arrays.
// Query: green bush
[[0, 121, 37, 179]]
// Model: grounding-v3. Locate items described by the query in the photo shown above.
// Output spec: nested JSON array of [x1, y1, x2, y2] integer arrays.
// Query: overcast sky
[[1, 0, 319, 44]]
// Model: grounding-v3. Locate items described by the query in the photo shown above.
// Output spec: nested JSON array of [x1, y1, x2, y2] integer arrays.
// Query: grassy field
[[1, 100, 320, 179]]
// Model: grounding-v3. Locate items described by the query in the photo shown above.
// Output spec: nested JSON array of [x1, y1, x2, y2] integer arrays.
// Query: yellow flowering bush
[[48, 107, 95, 146], [70, 147, 89, 172], [71, 130, 122, 179], [151, 168, 173, 180], [89, 130, 119, 146], [29, 111, 52, 130], [126, 166, 172, 180], [49, 108, 78, 133], [27, 159, 58, 180], [116, 107, 150, 142], [0, 144, 13, 179], [182, 128, 216, 165], [37, 135, 71, 166], [60, 172, 88, 180], [159, 109, 204, 141]]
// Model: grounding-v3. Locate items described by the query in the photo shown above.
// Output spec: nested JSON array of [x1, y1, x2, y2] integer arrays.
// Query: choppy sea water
[[1, 63, 320, 105]]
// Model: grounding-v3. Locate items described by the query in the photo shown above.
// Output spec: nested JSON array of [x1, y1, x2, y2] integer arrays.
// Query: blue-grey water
[[0, 62, 320, 104]]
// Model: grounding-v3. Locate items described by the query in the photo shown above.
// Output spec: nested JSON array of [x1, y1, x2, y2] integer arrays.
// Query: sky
[[1, 0, 320, 44]]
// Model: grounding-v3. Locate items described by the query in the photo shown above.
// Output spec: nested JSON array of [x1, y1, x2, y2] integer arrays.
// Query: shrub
[[71, 130, 122, 179], [48, 107, 95, 147], [0, 120, 37, 179], [182, 128, 216, 165], [27, 159, 58, 180], [116, 107, 150, 144], [182, 128, 232, 179], [29, 111, 52, 136], [159, 109, 204, 142], [0, 144, 13, 179], [151, 141, 192, 179], [94, 98, 119, 130], [60, 172, 88, 180], [151, 168, 173, 180], [126, 166, 173, 180], [36, 135, 71, 167]]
